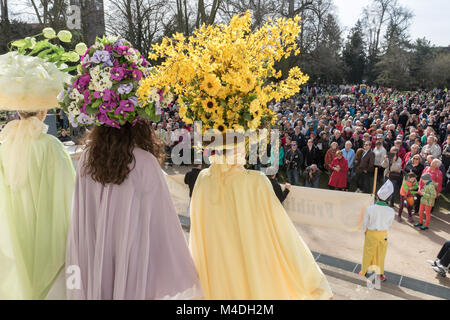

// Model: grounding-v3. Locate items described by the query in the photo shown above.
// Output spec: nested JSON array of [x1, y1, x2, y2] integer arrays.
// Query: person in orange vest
[[398, 172, 418, 223]]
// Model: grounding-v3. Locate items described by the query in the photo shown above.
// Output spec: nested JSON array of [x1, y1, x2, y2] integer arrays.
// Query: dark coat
[[285, 149, 303, 170], [302, 145, 318, 167], [355, 150, 375, 173]]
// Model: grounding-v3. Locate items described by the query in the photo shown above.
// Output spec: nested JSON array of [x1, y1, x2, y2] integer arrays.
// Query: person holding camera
[[381, 147, 403, 207], [285, 141, 303, 186], [304, 164, 321, 188]]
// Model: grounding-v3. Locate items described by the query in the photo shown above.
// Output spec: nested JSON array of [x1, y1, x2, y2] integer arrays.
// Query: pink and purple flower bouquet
[[58, 35, 171, 128]]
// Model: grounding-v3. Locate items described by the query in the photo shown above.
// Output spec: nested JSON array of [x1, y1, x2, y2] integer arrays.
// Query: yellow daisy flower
[[201, 111, 214, 124], [213, 120, 227, 134], [202, 97, 218, 113], [239, 72, 256, 93], [200, 73, 222, 97]]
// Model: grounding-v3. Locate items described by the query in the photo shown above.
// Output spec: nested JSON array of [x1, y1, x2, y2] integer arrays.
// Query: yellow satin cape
[[189, 155, 333, 300]]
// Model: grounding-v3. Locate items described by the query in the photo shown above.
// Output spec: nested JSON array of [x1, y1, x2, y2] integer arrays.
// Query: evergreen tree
[[342, 20, 366, 84]]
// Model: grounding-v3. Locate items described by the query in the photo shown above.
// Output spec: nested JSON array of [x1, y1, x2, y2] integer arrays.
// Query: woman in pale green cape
[[0, 52, 75, 299], [0, 111, 75, 300]]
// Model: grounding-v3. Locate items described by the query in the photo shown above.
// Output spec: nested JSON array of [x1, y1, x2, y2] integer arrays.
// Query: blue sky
[[334, 0, 450, 46]]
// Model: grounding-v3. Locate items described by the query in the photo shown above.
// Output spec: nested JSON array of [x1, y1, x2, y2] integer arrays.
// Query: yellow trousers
[[361, 230, 388, 275]]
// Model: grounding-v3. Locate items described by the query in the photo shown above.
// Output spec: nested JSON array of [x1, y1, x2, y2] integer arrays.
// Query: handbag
[[389, 170, 402, 181]]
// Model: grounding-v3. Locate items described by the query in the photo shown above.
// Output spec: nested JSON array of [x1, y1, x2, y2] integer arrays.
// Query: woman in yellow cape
[[189, 150, 333, 300]]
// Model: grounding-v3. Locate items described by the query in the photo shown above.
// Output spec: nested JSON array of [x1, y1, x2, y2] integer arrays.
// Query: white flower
[[0, 52, 71, 111], [68, 101, 80, 115], [107, 35, 120, 43]]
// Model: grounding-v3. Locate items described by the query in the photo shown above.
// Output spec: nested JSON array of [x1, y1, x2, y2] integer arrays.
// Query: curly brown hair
[[82, 121, 164, 185]]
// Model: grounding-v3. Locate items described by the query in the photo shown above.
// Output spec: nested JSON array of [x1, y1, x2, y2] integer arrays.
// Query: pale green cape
[[0, 119, 75, 299]]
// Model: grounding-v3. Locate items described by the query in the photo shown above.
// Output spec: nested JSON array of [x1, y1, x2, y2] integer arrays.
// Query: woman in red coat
[[328, 150, 349, 191]]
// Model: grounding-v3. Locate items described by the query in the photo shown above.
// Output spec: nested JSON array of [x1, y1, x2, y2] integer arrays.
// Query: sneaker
[[426, 260, 438, 267], [414, 222, 423, 227], [432, 266, 447, 277], [420, 225, 429, 231]]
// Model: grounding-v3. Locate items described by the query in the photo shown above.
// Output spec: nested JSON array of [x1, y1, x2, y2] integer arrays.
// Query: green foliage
[[342, 20, 366, 84]]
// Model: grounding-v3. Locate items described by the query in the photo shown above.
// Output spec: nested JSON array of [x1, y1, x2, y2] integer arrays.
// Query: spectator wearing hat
[[414, 173, 437, 230]]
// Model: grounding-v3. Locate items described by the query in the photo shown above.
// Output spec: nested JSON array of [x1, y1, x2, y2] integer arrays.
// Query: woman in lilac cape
[[66, 122, 203, 299]]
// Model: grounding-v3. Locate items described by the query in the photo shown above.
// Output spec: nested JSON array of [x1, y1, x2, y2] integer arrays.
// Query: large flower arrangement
[[58, 36, 171, 128], [0, 28, 85, 111], [137, 11, 309, 133]]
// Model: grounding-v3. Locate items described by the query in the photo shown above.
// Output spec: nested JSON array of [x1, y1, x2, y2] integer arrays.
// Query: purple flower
[[128, 96, 138, 106], [141, 58, 150, 67], [99, 103, 113, 113], [103, 59, 114, 67], [158, 89, 164, 102], [104, 45, 113, 53], [77, 113, 94, 125], [91, 50, 111, 64], [110, 67, 126, 81], [115, 45, 130, 55], [77, 74, 91, 91], [83, 90, 92, 104], [69, 113, 78, 127], [115, 99, 135, 115], [132, 69, 143, 81], [118, 83, 133, 95], [103, 89, 119, 102], [113, 39, 126, 48], [93, 91, 102, 99], [98, 113, 120, 129]]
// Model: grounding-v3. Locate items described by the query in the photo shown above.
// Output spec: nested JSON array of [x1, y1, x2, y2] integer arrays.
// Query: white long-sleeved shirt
[[361, 203, 395, 232]]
